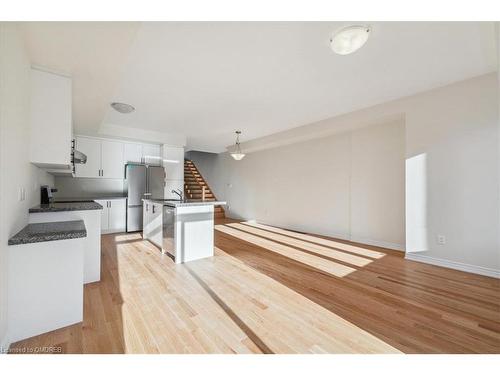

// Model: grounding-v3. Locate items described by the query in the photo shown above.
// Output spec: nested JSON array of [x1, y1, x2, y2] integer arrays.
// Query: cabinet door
[[143, 201, 151, 239], [74, 137, 101, 178], [95, 200, 109, 231], [108, 199, 126, 233], [162, 146, 184, 180], [29, 68, 72, 168], [142, 144, 161, 166], [124, 143, 143, 164], [150, 203, 163, 248], [101, 140, 124, 179]]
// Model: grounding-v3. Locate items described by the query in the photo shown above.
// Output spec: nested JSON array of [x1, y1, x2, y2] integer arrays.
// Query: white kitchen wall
[[187, 119, 406, 250], [54, 177, 125, 198], [188, 73, 499, 277], [0, 23, 55, 349]]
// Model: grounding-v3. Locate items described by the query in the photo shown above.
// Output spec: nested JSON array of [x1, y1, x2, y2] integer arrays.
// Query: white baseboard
[[349, 236, 405, 252], [0, 334, 10, 354], [405, 253, 500, 279]]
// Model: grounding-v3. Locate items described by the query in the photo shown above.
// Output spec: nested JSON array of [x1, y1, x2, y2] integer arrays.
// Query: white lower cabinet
[[150, 203, 163, 248], [143, 201, 162, 248], [95, 199, 126, 234]]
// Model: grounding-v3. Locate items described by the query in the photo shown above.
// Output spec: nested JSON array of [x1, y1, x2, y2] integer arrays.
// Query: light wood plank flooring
[[10, 220, 500, 353]]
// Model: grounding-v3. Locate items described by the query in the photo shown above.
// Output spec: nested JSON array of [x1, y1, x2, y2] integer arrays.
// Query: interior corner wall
[[188, 73, 499, 276], [187, 119, 406, 250], [0, 22, 54, 350]]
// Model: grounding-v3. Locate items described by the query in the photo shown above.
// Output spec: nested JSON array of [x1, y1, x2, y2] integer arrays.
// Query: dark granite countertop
[[8, 220, 87, 246], [29, 201, 103, 213], [55, 195, 127, 202], [143, 198, 227, 208]]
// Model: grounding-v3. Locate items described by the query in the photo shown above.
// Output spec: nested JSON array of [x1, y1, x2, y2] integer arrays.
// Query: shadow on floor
[[214, 222, 500, 354]]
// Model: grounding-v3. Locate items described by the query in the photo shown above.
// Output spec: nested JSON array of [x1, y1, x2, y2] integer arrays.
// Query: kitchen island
[[143, 199, 226, 263]]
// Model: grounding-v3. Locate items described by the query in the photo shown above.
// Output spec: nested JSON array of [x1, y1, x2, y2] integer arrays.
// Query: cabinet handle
[[101, 169, 104, 177], [153, 205, 156, 214]]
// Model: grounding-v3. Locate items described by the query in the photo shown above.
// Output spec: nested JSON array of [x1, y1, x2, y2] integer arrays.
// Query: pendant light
[[230, 131, 245, 160]]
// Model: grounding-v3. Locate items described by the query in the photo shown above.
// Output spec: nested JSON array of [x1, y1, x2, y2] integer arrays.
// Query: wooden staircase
[[184, 159, 225, 219]]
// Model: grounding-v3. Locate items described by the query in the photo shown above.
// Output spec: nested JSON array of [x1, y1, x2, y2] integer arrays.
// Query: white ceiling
[[22, 22, 497, 152]]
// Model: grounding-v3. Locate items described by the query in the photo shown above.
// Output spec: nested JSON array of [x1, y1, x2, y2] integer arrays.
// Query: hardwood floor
[[9, 220, 500, 353]]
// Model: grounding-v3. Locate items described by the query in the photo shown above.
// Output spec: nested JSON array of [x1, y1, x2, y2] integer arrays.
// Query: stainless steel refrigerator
[[124, 163, 165, 232]]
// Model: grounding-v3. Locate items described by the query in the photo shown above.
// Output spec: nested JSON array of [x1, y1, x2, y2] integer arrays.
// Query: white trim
[[405, 253, 500, 279], [349, 236, 405, 251]]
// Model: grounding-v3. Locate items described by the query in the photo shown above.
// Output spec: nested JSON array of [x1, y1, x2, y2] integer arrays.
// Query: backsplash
[[54, 177, 125, 198]]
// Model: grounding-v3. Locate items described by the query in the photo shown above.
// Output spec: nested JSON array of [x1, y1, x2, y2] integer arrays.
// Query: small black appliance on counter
[[40, 186, 58, 205]]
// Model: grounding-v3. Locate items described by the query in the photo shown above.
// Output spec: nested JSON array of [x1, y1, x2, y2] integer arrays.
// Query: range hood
[[73, 149, 87, 164]]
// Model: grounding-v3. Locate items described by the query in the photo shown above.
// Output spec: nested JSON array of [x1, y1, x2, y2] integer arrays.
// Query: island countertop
[[142, 198, 226, 208], [29, 201, 103, 213]]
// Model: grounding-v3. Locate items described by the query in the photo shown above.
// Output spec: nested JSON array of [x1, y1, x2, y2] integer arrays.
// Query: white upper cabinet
[[74, 136, 123, 178], [75, 136, 163, 178], [142, 144, 162, 166], [124, 143, 143, 164], [74, 137, 101, 178], [30, 68, 72, 169], [163, 146, 184, 180], [101, 140, 124, 178], [124, 142, 161, 166]]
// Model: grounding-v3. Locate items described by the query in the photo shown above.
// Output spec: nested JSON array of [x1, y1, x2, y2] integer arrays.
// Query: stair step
[[185, 186, 211, 191], [186, 192, 214, 197], [184, 160, 223, 211]]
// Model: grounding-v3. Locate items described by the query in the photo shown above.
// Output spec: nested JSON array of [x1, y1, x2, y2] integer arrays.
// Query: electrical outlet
[[436, 235, 446, 245]]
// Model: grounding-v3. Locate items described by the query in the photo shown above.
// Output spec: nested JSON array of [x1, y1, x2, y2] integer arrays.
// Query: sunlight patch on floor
[[113, 233, 142, 242], [215, 224, 357, 278], [227, 222, 373, 267], [243, 221, 386, 259], [187, 250, 401, 354]]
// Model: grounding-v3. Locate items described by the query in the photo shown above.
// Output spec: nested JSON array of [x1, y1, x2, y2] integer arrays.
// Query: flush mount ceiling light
[[110, 102, 135, 114], [330, 25, 371, 55], [230, 131, 245, 161]]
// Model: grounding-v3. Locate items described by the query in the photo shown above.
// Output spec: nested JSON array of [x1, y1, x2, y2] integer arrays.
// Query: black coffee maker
[[40, 186, 57, 205]]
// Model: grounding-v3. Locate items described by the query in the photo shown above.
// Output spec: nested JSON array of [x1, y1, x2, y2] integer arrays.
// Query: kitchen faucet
[[172, 189, 183, 201]]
